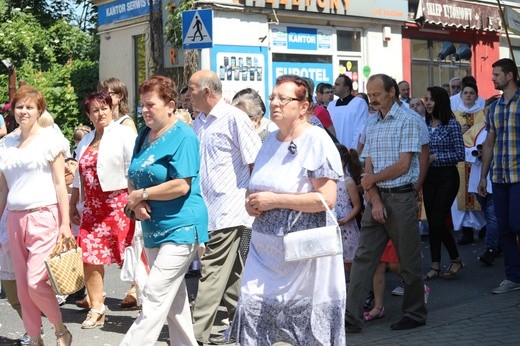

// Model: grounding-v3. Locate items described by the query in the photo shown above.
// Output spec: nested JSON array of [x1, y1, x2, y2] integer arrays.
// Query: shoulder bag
[[283, 193, 343, 262]]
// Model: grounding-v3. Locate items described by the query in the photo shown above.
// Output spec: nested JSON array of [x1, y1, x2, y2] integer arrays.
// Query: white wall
[[364, 24, 404, 82], [98, 20, 149, 115], [212, 11, 269, 46]]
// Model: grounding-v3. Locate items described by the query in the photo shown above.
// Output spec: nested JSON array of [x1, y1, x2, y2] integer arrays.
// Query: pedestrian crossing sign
[[182, 9, 213, 49]]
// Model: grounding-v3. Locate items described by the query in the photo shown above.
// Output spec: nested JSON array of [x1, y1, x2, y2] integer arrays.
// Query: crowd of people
[[0, 57, 519, 346]]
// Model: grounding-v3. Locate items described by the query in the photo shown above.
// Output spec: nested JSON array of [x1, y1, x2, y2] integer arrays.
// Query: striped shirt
[[193, 100, 261, 231], [486, 89, 520, 183], [362, 102, 421, 188]]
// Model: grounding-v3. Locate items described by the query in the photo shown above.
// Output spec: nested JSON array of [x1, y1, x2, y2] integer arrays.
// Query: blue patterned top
[[362, 102, 421, 188], [427, 117, 464, 167], [486, 89, 520, 183], [128, 121, 209, 248]]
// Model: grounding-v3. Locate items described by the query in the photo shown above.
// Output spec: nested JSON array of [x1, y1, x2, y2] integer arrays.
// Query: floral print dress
[[335, 175, 360, 263], [77, 146, 133, 266]]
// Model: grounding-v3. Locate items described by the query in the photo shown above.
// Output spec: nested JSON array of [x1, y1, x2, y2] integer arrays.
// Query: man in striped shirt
[[479, 58, 520, 294], [188, 70, 261, 345]]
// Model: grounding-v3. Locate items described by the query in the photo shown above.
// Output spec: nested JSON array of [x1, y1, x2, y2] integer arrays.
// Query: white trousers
[[120, 242, 198, 346]]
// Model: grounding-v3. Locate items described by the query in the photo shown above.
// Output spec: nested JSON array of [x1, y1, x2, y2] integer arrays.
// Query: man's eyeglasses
[[268, 95, 299, 105], [323, 90, 334, 94]]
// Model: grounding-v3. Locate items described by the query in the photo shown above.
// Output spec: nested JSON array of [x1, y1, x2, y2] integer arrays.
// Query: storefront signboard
[[98, 0, 151, 26], [240, 0, 408, 22], [271, 26, 332, 54], [272, 61, 333, 84], [415, 0, 501, 31]]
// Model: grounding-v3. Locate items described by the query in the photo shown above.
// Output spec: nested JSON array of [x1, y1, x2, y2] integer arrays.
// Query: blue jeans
[[492, 183, 520, 283], [476, 193, 500, 250]]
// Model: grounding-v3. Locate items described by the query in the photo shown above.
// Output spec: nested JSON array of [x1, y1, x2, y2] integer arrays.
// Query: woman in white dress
[[234, 75, 346, 345]]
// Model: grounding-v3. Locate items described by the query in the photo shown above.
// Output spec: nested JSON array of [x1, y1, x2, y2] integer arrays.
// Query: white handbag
[[283, 193, 343, 262]]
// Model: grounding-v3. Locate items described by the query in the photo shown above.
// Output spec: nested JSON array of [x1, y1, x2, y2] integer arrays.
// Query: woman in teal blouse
[[121, 75, 208, 346]]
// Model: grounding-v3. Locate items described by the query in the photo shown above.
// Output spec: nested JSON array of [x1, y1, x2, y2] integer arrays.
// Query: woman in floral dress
[[334, 144, 362, 272], [70, 92, 136, 328]]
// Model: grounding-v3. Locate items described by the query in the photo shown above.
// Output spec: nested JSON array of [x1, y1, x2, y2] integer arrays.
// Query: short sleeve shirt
[[128, 121, 209, 247], [486, 89, 520, 183], [362, 102, 421, 188]]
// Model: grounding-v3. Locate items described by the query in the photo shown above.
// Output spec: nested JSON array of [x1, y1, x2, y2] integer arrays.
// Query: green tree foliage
[[6, 0, 73, 27], [0, 10, 56, 70], [0, 2, 98, 141], [165, 0, 195, 49]]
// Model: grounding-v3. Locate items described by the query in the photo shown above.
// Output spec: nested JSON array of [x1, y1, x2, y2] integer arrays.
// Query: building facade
[[93, 0, 520, 115]]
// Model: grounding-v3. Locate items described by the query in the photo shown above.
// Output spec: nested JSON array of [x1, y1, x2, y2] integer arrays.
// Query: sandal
[[55, 326, 72, 346], [423, 267, 441, 281], [81, 305, 106, 329], [363, 306, 386, 321], [75, 292, 106, 310], [443, 260, 465, 279], [28, 338, 44, 346]]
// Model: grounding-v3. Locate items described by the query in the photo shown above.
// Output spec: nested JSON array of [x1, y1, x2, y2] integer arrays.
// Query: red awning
[[415, 0, 502, 32]]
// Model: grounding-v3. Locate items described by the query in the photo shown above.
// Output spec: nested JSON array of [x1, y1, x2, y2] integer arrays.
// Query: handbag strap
[[288, 193, 339, 230], [50, 238, 79, 258]]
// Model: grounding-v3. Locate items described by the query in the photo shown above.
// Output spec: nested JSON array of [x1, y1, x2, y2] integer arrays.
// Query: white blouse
[[0, 127, 69, 210]]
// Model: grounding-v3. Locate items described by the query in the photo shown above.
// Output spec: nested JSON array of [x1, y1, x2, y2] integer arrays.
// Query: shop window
[[337, 30, 361, 52], [410, 39, 470, 98], [411, 39, 429, 60]]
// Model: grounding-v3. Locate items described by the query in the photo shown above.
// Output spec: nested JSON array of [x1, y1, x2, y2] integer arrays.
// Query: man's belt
[[378, 184, 415, 194]]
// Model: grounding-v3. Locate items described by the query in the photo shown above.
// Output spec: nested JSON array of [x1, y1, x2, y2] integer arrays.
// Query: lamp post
[[2, 58, 16, 102]]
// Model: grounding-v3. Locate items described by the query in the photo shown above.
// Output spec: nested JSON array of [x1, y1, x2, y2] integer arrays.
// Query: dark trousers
[[492, 183, 520, 283], [423, 166, 460, 263], [346, 190, 427, 328], [192, 226, 245, 343]]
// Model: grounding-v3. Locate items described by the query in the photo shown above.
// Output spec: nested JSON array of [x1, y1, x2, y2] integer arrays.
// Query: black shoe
[[478, 227, 486, 240], [346, 321, 362, 333], [208, 335, 235, 345], [457, 228, 475, 245], [478, 248, 497, 266], [185, 269, 201, 277], [390, 316, 425, 330]]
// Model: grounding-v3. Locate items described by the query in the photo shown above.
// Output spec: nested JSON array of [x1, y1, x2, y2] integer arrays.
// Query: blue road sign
[[182, 9, 213, 49]]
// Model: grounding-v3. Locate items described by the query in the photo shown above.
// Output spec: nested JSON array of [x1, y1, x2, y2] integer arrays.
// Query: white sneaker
[[391, 281, 404, 296], [19, 333, 31, 345], [492, 279, 520, 294], [56, 294, 68, 306]]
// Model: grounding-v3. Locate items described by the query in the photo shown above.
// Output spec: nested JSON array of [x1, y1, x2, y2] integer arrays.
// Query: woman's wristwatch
[[141, 188, 149, 200]]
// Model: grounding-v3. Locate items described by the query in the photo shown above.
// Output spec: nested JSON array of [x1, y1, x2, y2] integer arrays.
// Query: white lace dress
[[335, 176, 360, 263], [232, 126, 346, 346]]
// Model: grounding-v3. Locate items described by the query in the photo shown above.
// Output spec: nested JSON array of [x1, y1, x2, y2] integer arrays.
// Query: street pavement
[[1, 233, 520, 345]]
